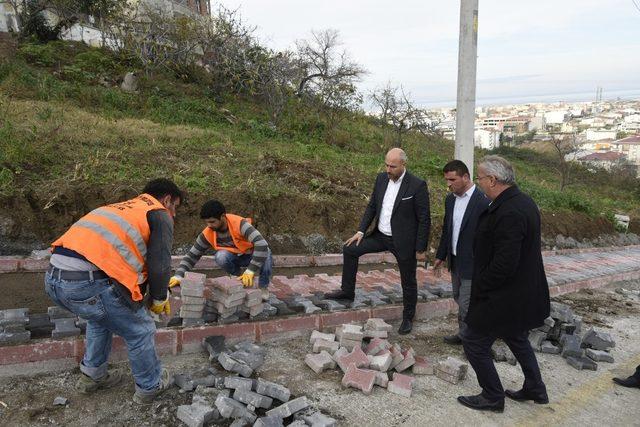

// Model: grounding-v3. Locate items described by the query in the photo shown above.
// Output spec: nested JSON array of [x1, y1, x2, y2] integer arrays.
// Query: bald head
[[385, 148, 407, 181]]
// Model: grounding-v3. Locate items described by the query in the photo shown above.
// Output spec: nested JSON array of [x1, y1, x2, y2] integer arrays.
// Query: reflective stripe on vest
[[74, 218, 146, 284], [91, 208, 147, 260]]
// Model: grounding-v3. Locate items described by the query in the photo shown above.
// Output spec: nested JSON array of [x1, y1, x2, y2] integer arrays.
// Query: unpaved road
[[0, 280, 639, 426]]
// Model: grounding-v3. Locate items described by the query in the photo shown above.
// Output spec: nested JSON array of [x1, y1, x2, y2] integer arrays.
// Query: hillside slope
[[0, 40, 638, 254]]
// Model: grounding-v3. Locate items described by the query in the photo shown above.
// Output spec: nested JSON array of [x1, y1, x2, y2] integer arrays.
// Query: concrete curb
[[2, 268, 639, 376]]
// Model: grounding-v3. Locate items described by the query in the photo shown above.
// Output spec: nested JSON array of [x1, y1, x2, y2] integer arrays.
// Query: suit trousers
[[341, 231, 417, 320], [451, 256, 471, 337], [463, 326, 546, 401]]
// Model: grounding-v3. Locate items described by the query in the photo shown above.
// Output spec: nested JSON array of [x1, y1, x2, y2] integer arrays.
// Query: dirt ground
[[0, 280, 639, 426], [0, 264, 392, 313]]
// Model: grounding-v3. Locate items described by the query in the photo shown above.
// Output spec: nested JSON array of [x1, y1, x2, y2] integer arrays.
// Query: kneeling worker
[[170, 200, 272, 301], [45, 178, 183, 404]]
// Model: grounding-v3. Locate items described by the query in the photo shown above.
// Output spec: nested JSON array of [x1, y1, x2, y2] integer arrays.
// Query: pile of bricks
[[527, 301, 616, 370], [0, 308, 31, 344], [175, 336, 336, 427], [304, 319, 468, 397], [179, 272, 207, 326]]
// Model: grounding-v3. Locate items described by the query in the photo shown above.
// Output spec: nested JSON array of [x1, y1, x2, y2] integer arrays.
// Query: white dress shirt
[[451, 184, 476, 256], [378, 170, 406, 236]]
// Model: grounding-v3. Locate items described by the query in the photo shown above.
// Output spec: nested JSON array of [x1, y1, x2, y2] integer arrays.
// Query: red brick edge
[[2, 245, 638, 274], [3, 268, 638, 371]]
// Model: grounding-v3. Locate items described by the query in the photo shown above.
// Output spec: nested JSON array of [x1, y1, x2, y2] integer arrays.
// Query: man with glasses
[[457, 155, 550, 412]]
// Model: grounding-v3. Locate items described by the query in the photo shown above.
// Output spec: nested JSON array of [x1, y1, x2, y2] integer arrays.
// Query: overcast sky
[[217, 0, 640, 107]]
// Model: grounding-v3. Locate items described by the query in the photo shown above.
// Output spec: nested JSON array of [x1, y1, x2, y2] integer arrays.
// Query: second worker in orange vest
[[170, 199, 273, 302]]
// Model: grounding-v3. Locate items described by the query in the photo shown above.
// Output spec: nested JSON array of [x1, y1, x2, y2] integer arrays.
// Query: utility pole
[[455, 0, 479, 178]]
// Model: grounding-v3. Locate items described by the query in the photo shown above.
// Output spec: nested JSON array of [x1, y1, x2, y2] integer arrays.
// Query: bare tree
[[370, 82, 438, 147], [550, 134, 580, 191], [295, 29, 365, 98]]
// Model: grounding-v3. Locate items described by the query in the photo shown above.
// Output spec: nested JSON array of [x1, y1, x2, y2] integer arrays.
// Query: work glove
[[169, 276, 181, 288], [238, 270, 255, 288], [149, 298, 171, 315]]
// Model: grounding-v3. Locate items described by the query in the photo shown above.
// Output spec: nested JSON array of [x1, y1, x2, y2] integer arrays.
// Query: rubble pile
[[174, 336, 337, 427], [304, 319, 468, 397]]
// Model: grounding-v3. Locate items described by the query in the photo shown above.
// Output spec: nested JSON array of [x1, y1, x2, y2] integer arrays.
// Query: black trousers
[[633, 365, 640, 380], [463, 327, 547, 401], [341, 231, 417, 320]]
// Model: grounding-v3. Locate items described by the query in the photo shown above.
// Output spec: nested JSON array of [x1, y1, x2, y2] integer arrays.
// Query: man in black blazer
[[434, 160, 490, 345], [457, 155, 550, 413], [327, 148, 431, 335]]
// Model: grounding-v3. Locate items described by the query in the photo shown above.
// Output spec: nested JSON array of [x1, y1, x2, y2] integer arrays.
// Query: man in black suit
[[434, 160, 489, 345], [457, 155, 550, 413], [327, 148, 431, 335]]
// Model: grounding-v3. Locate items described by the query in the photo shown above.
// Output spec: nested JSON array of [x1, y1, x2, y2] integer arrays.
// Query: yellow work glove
[[169, 276, 181, 288], [149, 298, 171, 315], [238, 270, 255, 288]]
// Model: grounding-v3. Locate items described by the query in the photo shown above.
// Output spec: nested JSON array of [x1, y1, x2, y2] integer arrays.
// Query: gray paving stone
[[253, 416, 285, 427], [255, 379, 291, 402], [566, 356, 598, 371], [51, 318, 80, 338], [53, 396, 68, 406], [233, 388, 273, 409], [561, 335, 584, 358], [550, 302, 575, 323], [174, 373, 195, 391], [294, 410, 337, 427], [0, 308, 29, 326], [540, 341, 561, 354], [218, 353, 253, 377], [316, 300, 346, 311], [215, 396, 256, 422], [203, 335, 226, 361], [529, 330, 547, 351], [582, 328, 615, 351], [229, 350, 265, 370], [586, 348, 615, 363], [266, 396, 310, 418], [224, 376, 254, 391], [47, 306, 75, 320], [177, 402, 219, 427]]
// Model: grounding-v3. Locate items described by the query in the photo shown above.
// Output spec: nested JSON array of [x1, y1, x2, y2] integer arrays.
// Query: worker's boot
[[133, 368, 174, 405], [76, 369, 125, 394]]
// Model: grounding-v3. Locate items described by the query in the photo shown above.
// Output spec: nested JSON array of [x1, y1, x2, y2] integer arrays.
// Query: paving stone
[[291, 299, 322, 314], [388, 372, 415, 397], [193, 385, 220, 405], [316, 300, 347, 311], [550, 302, 575, 323], [255, 379, 291, 402], [53, 396, 68, 406], [394, 348, 416, 372], [229, 350, 265, 370], [313, 338, 340, 354], [341, 364, 376, 395], [47, 306, 74, 320], [566, 356, 598, 371], [561, 335, 584, 358], [266, 396, 310, 418], [214, 396, 256, 422], [363, 329, 388, 339], [365, 338, 391, 356], [412, 356, 435, 375], [341, 324, 364, 341], [337, 346, 370, 372], [540, 341, 561, 354], [0, 308, 29, 326], [367, 352, 392, 372], [331, 347, 349, 363], [177, 402, 219, 427], [271, 302, 296, 316], [253, 416, 285, 427], [585, 348, 615, 363], [203, 335, 226, 361], [310, 330, 336, 344], [349, 298, 369, 309], [230, 418, 251, 427], [389, 344, 405, 370], [582, 328, 615, 351], [294, 410, 337, 427], [224, 376, 254, 391], [339, 337, 362, 351], [218, 353, 253, 377], [26, 313, 54, 330], [233, 388, 273, 409], [371, 370, 389, 387], [174, 373, 195, 391], [529, 330, 547, 351], [218, 314, 240, 324], [417, 289, 439, 301], [305, 351, 337, 374], [436, 357, 468, 384], [537, 317, 555, 333], [51, 318, 81, 338], [288, 421, 307, 427]]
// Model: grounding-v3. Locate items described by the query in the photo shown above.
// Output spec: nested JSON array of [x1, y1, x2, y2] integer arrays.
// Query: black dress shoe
[[398, 319, 412, 335], [505, 388, 549, 404], [613, 376, 640, 389], [325, 290, 354, 301], [457, 394, 504, 413], [443, 334, 463, 345]]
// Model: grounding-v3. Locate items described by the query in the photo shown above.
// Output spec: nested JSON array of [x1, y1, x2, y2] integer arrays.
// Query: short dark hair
[[200, 200, 226, 220], [443, 160, 470, 177], [143, 178, 183, 202]]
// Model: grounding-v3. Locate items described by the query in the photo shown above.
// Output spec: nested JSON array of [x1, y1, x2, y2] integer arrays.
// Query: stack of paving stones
[[179, 272, 207, 326], [304, 319, 451, 398], [525, 301, 616, 371], [209, 276, 247, 324], [174, 335, 336, 427], [240, 289, 266, 320], [0, 308, 31, 344]]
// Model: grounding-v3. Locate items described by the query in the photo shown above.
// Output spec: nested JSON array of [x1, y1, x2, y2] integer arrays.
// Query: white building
[[474, 128, 501, 150], [586, 129, 617, 141], [544, 110, 568, 125], [611, 135, 640, 165]]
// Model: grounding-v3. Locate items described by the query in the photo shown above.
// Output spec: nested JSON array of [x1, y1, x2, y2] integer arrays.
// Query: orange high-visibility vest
[[202, 213, 254, 255], [51, 194, 167, 301]]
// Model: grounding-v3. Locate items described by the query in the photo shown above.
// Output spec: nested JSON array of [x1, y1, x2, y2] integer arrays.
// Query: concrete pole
[[455, 0, 479, 178]]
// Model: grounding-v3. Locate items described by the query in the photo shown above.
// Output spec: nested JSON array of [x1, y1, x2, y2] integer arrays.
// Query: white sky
[[217, 0, 640, 106]]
